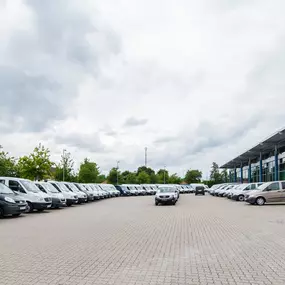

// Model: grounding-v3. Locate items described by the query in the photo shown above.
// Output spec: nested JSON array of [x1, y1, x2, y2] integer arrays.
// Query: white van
[[49, 181, 78, 206], [0, 177, 52, 213], [35, 182, 66, 208]]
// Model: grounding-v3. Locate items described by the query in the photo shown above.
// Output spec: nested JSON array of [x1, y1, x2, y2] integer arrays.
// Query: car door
[[264, 182, 282, 202]]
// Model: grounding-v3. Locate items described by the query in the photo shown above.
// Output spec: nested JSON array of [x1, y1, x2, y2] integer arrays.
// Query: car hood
[[1, 192, 26, 202], [156, 192, 175, 196], [31, 191, 51, 199]]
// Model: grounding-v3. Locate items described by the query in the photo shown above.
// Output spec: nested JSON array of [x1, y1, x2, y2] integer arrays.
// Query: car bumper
[[33, 202, 52, 210], [231, 195, 238, 200], [156, 197, 176, 204], [66, 198, 78, 205], [3, 203, 22, 216], [52, 198, 66, 208], [78, 197, 88, 203], [245, 197, 256, 204]]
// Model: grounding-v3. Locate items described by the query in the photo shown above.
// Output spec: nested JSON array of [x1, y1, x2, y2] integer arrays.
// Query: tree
[[184, 169, 202, 184], [168, 173, 182, 184], [18, 144, 54, 180], [107, 167, 120, 185], [125, 172, 137, 184], [137, 171, 150, 184], [0, 146, 18, 177], [78, 158, 100, 183], [97, 174, 107, 183], [137, 166, 155, 176], [156, 169, 169, 184], [210, 162, 222, 184], [220, 169, 229, 183], [54, 152, 75, 182]]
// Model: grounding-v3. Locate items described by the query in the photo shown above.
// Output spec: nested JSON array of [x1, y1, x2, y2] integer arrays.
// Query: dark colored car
[[0, 183, 27, 217], [195, 186, 205, 196], [115, 185, 130, 196]]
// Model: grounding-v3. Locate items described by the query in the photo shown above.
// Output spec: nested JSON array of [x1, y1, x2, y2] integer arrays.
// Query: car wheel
[[172, 201, 176, 205], [12, 213, 21, 217], [26, 202, 34, 213], [0, 207, 4, 218], [155, 201, 159, 206], [238, 195, 244, 202], [256, 197, 265, 206]]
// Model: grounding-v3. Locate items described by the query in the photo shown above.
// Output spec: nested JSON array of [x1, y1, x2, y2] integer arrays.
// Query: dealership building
[[221, 128, 285, 183]]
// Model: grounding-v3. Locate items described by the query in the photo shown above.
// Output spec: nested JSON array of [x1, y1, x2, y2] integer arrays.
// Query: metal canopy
[[220, 128, 285, 169]]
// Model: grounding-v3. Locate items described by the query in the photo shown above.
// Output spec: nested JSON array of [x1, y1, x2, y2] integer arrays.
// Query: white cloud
[[1, 0, 285, 177]]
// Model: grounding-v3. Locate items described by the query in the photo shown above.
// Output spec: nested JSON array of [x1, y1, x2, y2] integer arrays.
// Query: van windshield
[[44, 183, 59, 194], [158, 187, 175, 193], [0, 183, 14, 194], [21, 181, 40, 193]]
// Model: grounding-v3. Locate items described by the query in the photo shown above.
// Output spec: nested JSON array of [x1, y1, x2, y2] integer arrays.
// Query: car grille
[[16, 200, 25, 204], [44, 198, 51, 202], [61, 199, 66, 202], [160, 195, 170, 198]]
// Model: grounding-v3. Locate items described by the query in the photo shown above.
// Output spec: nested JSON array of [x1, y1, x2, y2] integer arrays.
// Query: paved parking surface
[[1, 195, 285, 285]]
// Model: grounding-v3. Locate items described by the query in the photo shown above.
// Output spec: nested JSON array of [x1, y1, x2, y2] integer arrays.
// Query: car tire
[[256, 197, 265, 206], [0, 207, 4, 218], [12, 213, 21, 217], [172, 201, 176, 205], [155, 201, 159, 206], [27, 202, 34, 213], [238, 195, 244, 202]]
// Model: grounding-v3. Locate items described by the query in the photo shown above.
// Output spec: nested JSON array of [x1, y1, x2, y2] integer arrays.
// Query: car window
[[36, 184, 46, 193], [281, 182, 285, 190], [9, 180, 25, 193], [267, 182, 280, 191], [51, 183, 61, 192], [0, 179, 5, 184], [250, 184, 257, 190]]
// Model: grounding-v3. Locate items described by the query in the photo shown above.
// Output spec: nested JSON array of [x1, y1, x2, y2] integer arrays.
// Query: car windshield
[[57, 183, 70, 193], [44, 183, 59, 193], [256, 182, 271, 191], [158, 187, 175, 193], [66, 183, 79, 192], [0, 183, 14, 194], [21, 180, 40, 193]]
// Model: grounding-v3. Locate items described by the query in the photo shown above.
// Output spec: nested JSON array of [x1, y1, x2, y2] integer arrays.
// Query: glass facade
[[227, 151, 285, 183]]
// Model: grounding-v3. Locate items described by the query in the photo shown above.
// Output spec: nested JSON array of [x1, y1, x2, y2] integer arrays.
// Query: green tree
[[184, 169, 202, 184], [220, 169, 229, 183], [0, 146, 18, 177], [125, 172, 137, 184], [78, 158, 100, 183], [54, 152, 75, 182], [156, 169, 169, 184], [107, 167, 121, 185], [137, 171, 150, 184], [97, 174, 107, 183], [18, 144, 54, 180], [168, 173, 182, 184], [137, 166, 155, 176], [210, 162, 222, 184]]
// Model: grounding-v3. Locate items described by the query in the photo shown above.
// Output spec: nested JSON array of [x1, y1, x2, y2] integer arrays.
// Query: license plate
[[47, 205, 51, 208], [20, 206, 26, 210]]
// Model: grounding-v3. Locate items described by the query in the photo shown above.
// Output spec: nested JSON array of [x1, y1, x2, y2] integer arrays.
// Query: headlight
[[38, 197, 44, 202], [4, 197, 16, 203]]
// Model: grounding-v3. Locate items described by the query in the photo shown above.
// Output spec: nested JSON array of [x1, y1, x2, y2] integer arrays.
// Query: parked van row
[[0, 177, 121, 218], [209, 180, 285, 206], [115, 184, 202, 196]]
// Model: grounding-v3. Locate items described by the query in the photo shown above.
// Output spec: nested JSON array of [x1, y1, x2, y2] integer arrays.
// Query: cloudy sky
[[1, 0, 285, 177]]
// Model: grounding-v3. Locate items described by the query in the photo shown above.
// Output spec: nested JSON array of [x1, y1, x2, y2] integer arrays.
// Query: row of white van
[[0, 177, 120, 218]]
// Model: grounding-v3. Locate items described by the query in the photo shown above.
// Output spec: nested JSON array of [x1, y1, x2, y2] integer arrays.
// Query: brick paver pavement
[[1, 195, 285, 284]]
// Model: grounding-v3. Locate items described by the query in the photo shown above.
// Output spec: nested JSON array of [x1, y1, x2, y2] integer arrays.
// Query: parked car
[[245, 181, 285, 206], [0, 177, 52, 213], [35, 182, 66, 208], [155, 186, 179, 206], [64, 182, 88, 204], [231, 183, 262, 201], [0, 182, 27, 217], [141, 185, 153, 195], [49, 181, 78, 206], [74, 183, 95, 201], [122, 185, 139, 196], [115, 185, 130, 196]]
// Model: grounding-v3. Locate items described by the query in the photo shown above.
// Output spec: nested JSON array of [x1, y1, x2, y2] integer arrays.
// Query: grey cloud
[[123, 117, 148, 127], [154, 136, 178, 144], [0, 66, 63, 133], [55, 132, 105, 153]]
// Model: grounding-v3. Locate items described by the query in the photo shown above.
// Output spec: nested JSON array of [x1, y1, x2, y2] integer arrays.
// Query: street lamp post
[[63, 149, 66, 182], [164, 165, 166, 184], [116, 161, 120, 185]]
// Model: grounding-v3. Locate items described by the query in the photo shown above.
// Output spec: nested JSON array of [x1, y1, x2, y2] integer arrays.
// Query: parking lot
[[1, 195, 285, 285]]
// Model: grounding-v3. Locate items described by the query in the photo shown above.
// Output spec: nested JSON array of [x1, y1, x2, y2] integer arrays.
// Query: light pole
[[164, 165, 166, 184], [145, 147, 148, 167], [116, 161, 120, 185], [62, 149, 66, 181]]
